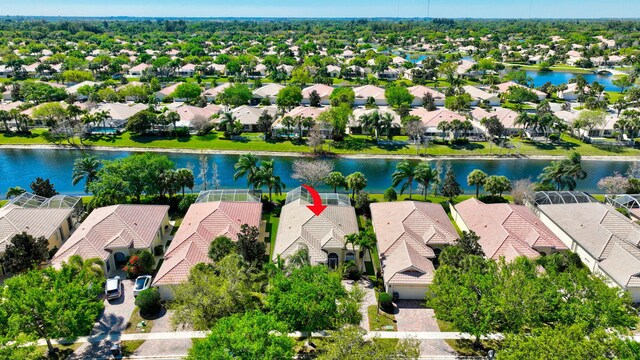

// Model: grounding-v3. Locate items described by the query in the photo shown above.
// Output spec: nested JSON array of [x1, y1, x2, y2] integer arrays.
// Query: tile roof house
[[231, 105, 277, 132], [128, 63, 151, 77], [272, 188, 359, 269], [301, 84, 334, 106], [252, 83, 285, 104], [271, 106, 329, 136], [407, 85, 445, 107], [155, 83, 181, 101], [203, 82, 232, 102], [452, 198, 567, 262], [51, 205, 170, 277], [463, 85, 501, 107], [353, 85, 387, 106], [534, 201, 640, 302], [409, 108, 481, 138], [370, 201, 458, 299], [89, 103, 148, 127], [171, 104, 222, 129], [470, 107, 521, 135], [153, 200, 262, 300], [0, 196, 79, 275]]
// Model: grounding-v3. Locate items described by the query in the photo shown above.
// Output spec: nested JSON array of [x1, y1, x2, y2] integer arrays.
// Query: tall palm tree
[[359, 111, 381, 141], [437, 121, 450, 141], [380, 112, 395, 140], [5, 186, 25, 199], [0, 110, 12, 134], [72, 155, 102, 193], [415, 163, 438, 200], [166, 111, 181, 134], [255, 160, 285, 202], [391, 160, 418, 200], [281, 116, 295, 140], [176, 168, 195, 195], [233, 154, 259, 190], [286, 247, 310, 271], [563, 151, 587, 190]]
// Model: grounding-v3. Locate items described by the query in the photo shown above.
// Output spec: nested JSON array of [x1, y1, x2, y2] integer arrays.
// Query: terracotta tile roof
[[153, 201, 262, 286], [371, 201, 457, 256], [455, 198, 566, 261], [0, 206, 73, 252], [51, 205, 169, 265], [382, 240, 435, 286], [407, 85, 445, 100], [538, 202, 639, 260], [202, 82, 231, 97], [353, 85, 385, 100], [302, 84, 334, 98], [272, 198, 358, 264], [496, 81, 546, 97], [409, 108, 466, 127], [470, 107, 520, 129]]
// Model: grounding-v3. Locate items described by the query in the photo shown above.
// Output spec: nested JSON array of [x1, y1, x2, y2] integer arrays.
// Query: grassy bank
[[3, 130, 640, 158]]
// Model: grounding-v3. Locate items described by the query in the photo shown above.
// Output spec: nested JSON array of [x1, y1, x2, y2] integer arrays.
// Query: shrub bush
[[123, 250, 155, 278], [173, 126, 190, 137], [548, 133, 560, 142], [478, 195, 509, 204], [384, 187, 398, 202], [154, 245, 164, 256], [135, 288, 162, 316], [378, 292, 393, 312]]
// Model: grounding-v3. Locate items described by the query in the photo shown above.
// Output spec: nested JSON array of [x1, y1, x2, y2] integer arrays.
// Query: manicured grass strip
[[121, 340, 146, 356], [367, 305, 397, 331], [124, 306, 156, 334]]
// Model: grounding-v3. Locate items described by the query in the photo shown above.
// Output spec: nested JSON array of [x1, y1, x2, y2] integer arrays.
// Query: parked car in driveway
[[133, 275, 153, 297], [105, 276, 122, 300]]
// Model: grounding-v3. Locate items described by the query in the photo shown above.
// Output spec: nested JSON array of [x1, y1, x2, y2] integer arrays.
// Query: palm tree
[[359, 111, 382, 141], [166, 111, 180, 134], [391, 160, 417, 200], [467, 169, 488, 198], [233, 154, 259, 190], [415, 163, 438, 200], [281, 116, 295, 140], [0, 110, 12, 134], [72, 155, 102, 193], [256, 160, 285, 202], [380, 112, 395, 140], [346, 172, 367, 200], [563, 151, 587, 190], [176, 168, 195, 195], [325, 171, 347, 193], [5, 186, 25, 199], [286, 247, 310, 270], [437, 121, 450, 141], [67, 255, 105, 278]]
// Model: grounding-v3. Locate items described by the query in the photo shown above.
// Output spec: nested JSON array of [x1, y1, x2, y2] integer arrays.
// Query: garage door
[[393, 285, 427, 300]]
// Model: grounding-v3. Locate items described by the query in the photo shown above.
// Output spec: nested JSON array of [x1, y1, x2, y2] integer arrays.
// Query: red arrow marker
[[302, 184, 327, 216]]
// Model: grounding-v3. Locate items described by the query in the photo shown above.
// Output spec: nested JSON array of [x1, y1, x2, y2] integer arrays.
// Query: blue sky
[[2, 0, 639, 18]]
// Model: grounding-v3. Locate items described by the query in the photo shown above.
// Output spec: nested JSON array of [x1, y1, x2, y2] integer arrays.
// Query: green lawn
[[265, 212, 280, 258], [124, 306, 155, 334], [121, 340, 146, 356], [367, 305, 397, 331], [4, 129, 640, 157]]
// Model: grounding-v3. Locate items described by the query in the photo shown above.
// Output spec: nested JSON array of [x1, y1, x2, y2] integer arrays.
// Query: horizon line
[[2, 15, 640, 21]]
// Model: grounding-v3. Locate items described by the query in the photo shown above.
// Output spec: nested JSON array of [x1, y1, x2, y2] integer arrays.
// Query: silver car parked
[[105, 276, 122, 300]]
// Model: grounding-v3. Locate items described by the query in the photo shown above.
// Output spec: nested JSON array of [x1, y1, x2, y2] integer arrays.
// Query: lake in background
[[0, 149, 633, 196]]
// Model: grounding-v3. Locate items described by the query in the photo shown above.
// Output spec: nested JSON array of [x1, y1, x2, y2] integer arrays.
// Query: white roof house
[[353, 85, 387, 106], [272, 187, 359, 269], [252, 83, 285, 104], [301, 84, 334, 106], [463, 85, 501, 106], [407, 85, 445, 107], [535, 200, 640, 302]]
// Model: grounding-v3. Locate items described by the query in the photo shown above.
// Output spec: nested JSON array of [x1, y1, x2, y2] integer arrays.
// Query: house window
[[328, 253, 339, 269], [345, 252, 355, 262]]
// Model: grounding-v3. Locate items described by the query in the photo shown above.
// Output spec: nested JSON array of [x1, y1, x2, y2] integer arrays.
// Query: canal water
[[0, 149, 633, 195]]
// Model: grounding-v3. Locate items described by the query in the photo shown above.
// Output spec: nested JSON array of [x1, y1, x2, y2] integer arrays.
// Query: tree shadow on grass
[[332, 137, 374, 151], [592, 144, 627, 154], [447, 142, 486, 151]]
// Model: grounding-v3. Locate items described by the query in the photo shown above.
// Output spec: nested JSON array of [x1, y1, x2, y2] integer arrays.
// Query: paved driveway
[[70, 279, 137, 359], [394, 300, 456, 357], [133, 309, 194, 357]]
